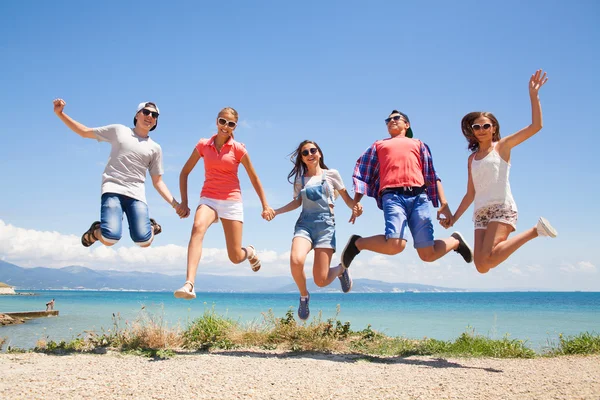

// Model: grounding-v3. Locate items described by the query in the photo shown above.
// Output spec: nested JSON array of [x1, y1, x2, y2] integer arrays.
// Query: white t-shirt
[[94, 124, 164, 204], [293, 169, 345, 206]]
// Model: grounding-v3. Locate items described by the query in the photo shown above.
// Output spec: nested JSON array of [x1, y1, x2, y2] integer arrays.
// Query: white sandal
[[174, 281, 196, 300], [246, 245, 261, 272]]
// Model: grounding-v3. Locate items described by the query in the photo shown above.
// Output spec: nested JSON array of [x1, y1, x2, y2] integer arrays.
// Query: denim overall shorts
[[293, 174, 336, 250]]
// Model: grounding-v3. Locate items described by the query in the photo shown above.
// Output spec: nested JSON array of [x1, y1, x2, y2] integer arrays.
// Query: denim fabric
[[100, 192, 151, 243], [382, 192, 434, 248], [294, 174, 336, 250]]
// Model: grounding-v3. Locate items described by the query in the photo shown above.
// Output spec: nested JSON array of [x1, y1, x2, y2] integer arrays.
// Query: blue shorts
[[382, 192, 434, 248], [100, 193, 152, 245], [294, 213, 336, 251]]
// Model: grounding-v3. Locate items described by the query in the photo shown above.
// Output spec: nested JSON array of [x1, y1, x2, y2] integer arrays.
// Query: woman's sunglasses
[[384, 115, 405, 125], [218, 117, 237, 128], [301, 147, 318, 157], [471, 123, 493, 131], [141, 109, 159, 119]]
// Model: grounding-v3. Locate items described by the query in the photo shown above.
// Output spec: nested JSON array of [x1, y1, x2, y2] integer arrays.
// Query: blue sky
[[1, 0, 598, 291]]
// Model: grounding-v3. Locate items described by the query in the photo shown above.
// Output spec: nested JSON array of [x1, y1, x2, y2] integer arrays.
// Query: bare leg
[[312, 248, 341, 287], [183, 205, 218, 289], [356, 235, 406, 255], [416, 237, 460, 262], [290, 237, 312, 297], [474, 222, 538, 273], [221, 218, 248, 264]]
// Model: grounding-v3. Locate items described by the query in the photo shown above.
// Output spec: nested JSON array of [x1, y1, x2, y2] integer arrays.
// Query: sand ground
[[1, 351, 599, 399]]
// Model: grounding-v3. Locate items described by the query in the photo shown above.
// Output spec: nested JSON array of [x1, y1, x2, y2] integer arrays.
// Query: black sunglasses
[[141, 109, 159, 119], [218, 117, 237, 128], [471, 123, 493, 131], [301, 147, 318, 157], [384, 115, 405, 125]]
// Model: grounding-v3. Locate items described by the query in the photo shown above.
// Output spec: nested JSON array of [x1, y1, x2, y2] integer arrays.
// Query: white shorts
[[199, 197, 244, 222]]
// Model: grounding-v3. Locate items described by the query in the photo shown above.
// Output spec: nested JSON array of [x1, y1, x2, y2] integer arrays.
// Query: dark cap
[[388, 110, 413, 138]]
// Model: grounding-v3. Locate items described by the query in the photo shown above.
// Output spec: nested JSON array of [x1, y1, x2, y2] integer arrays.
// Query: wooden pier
[[3, 310, 59, 318]]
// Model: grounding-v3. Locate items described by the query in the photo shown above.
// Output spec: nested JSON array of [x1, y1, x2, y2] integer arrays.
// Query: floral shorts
[[473, 204, 518, 231]]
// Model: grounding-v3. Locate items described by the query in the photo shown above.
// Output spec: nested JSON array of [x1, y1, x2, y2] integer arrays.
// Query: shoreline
[[0, 351, 598, 399]]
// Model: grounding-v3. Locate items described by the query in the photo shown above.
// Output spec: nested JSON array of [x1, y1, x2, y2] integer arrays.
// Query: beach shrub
[[546, 332, 600, 355], [182, 306, 236, 350]]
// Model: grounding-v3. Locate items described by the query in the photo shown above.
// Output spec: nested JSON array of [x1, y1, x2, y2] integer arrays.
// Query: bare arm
[[53, 99, 95, 139], [338, 189, 363, 225], [443, 155, 476, 228], [498, 70, 548, 158], [435, 179, 453, 222], [177, 149, 201, 219], [273, 197, 302, 217], [151, 174, 179, 208], [240, 153, 274, 219]]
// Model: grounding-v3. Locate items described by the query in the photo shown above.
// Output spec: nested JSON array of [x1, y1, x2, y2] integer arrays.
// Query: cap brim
[[406, 127, 413, 138]]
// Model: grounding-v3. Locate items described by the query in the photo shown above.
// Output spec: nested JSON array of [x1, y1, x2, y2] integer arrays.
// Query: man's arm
[[53, 98, 95, 139]]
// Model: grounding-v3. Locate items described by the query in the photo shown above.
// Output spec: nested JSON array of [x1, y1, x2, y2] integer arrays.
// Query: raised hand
[[529, 69, 548, 96], [53, 98, 66, 115]]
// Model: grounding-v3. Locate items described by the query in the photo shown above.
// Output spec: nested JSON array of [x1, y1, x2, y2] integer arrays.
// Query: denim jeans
[[100, 192, 152, 244]]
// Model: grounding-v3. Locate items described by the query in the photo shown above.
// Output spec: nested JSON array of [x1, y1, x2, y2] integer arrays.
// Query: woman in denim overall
[[266, 140, 362, 320]]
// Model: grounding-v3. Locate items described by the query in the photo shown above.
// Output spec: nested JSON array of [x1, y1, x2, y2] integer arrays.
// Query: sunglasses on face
[[384, 115, 406, 125], [218, 117, 237, 128], [471, 123, 493, 131], [301, 147, 318, 157], [140, 109, 159, 119]]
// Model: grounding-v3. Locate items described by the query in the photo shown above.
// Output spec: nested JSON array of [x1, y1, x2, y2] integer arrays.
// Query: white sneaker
[[536, 217, 557, 238]]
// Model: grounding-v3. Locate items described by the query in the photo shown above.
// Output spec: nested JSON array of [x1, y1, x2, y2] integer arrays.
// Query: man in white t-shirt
[[53, 99, 184, 248]]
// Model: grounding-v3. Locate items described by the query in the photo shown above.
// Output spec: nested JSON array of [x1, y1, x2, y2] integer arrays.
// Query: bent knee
[[385, 239, 406, 255], [313, 276, 329, 287], [418, 252, 437, 262], [474, 258, 492, 274]]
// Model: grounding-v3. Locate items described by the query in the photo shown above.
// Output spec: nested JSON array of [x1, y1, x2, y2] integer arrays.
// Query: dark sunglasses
[[141, 109, 159, 119], [218, 117, 237, 128], [301, 147, 318, 157], [384, 115, 405, 125], [471, 123, 493, 131]]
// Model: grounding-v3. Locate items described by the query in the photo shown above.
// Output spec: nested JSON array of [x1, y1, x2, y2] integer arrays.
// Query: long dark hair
[[287, 140, 329, 184], [461, 112, 501, 152]]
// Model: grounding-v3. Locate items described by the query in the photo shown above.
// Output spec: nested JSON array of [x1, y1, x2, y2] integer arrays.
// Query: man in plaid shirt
[[341, 110, 474, 274]]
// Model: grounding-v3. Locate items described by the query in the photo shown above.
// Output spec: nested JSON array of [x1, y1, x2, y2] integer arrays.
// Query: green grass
[[545, 332, 600, 356], [7, 307, 600, 359]]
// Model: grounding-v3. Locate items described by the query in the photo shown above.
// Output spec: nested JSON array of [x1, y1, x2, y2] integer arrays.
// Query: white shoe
[[536, 217, 557, 238], [174, 281, 196, 300]]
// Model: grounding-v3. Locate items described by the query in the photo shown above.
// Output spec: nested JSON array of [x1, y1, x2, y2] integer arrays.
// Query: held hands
[[53, 98, 66, 115], [262, 206, 275, 221], [348, 202, 363, 224], [175, 201, 190, 219], [529, 69, 548, 97], [436, 203, 454, 229]]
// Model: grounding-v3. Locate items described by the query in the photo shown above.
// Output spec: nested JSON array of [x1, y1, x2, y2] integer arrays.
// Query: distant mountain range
[[0, 260, 466, 293]]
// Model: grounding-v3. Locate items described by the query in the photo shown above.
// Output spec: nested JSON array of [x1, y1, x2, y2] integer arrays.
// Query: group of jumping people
[[53, 69, 557, 320]]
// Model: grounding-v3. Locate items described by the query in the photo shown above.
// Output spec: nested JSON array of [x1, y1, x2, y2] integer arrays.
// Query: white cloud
[[507, 266, 525, 276], [1, 219, 598, 290], [577, 261, 597, 273], [560, 261, 597, 274]]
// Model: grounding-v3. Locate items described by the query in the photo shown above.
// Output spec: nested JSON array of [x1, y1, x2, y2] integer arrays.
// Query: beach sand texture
[[1, 351, 599, 399]]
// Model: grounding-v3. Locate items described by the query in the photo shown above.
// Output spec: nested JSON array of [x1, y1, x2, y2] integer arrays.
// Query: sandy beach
[[1, 351, 599, 399]]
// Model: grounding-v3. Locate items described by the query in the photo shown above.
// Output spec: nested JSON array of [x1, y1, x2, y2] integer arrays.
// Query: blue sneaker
[[338, 265, 353, 293], [298, 294, 310, 320]]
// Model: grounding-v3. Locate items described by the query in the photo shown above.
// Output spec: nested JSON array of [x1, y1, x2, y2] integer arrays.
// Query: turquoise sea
[[1, 291, 599, 351]]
